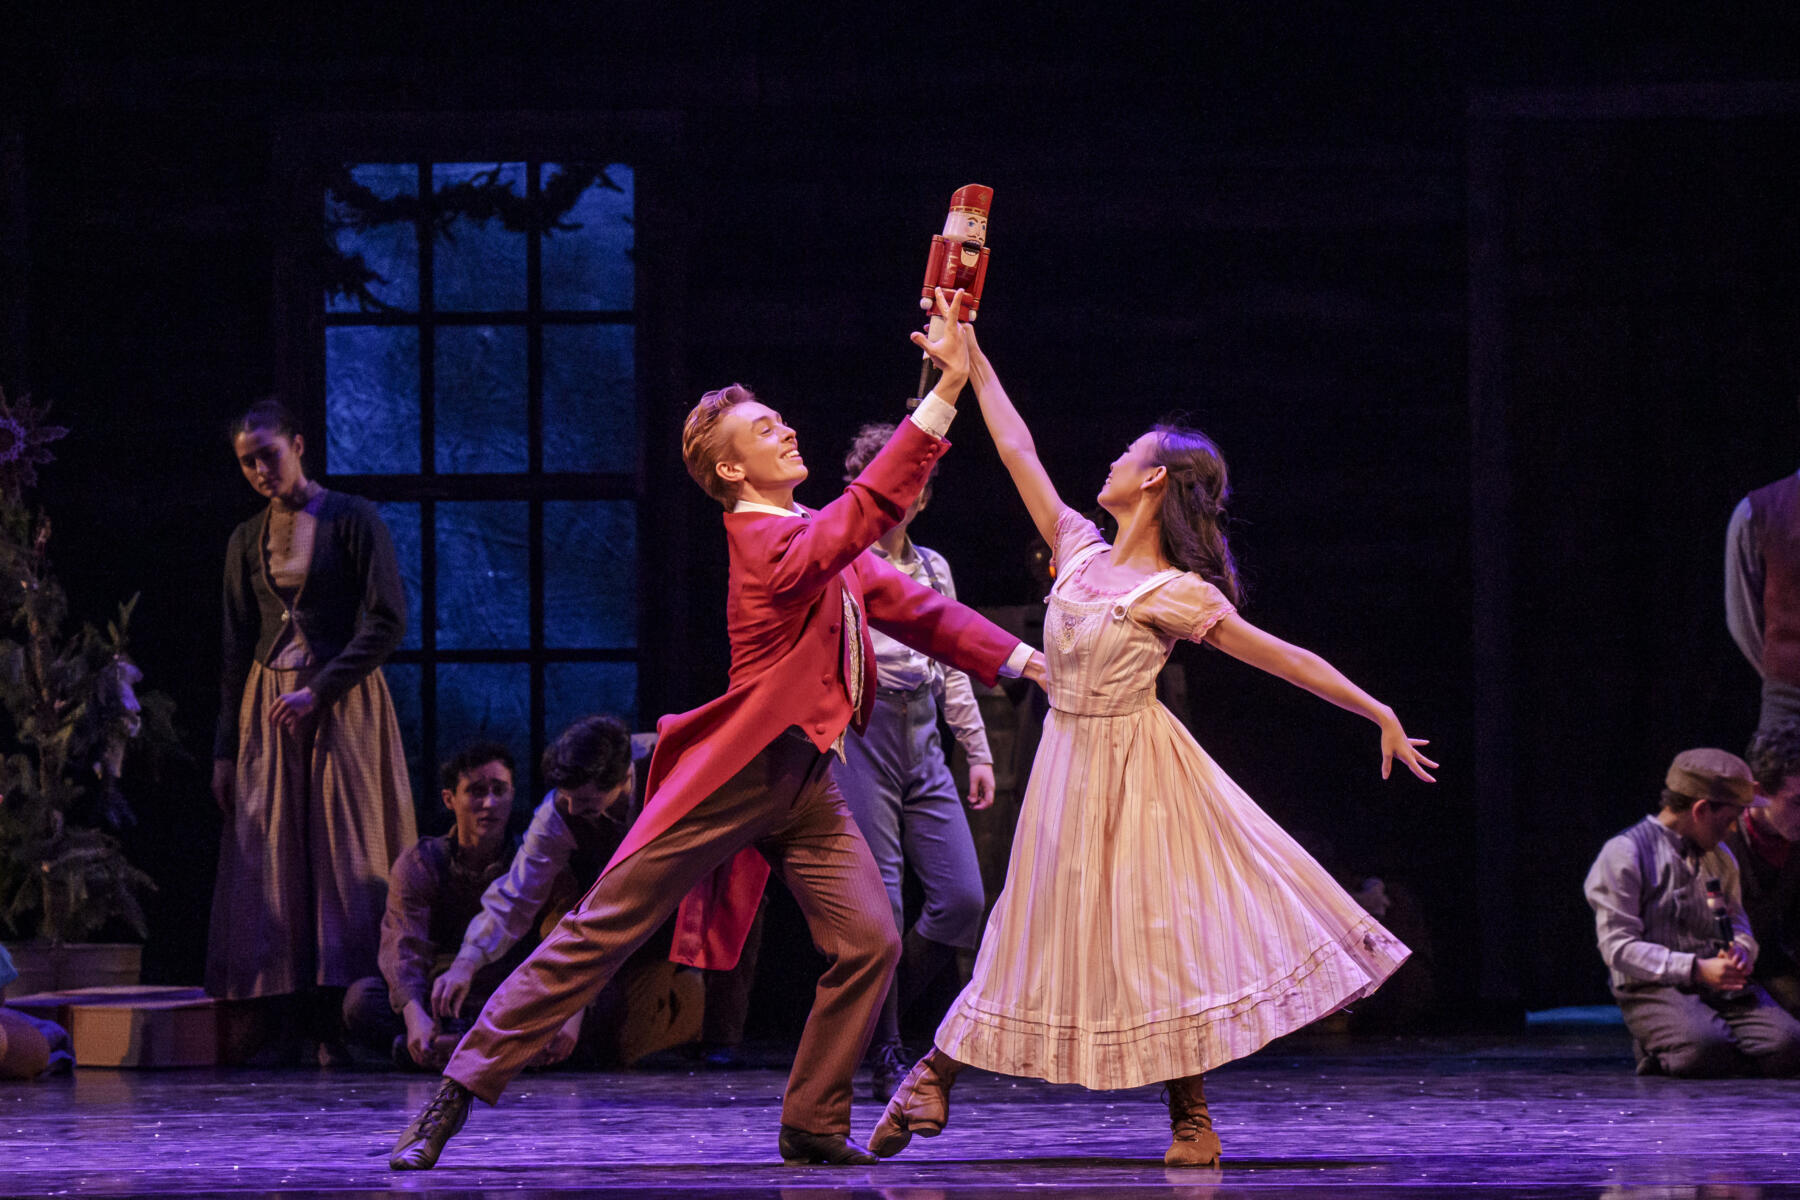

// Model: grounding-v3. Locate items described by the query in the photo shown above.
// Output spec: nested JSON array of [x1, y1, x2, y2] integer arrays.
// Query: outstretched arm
[[1204, 613, 1438, 782], [958, 325, 1068, 547], [757, 290, 974, 601], [860, 552, 1037, 688]]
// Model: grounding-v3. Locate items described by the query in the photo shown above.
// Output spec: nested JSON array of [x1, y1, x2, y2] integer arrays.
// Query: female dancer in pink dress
[[871, 331, 1437, 1167]]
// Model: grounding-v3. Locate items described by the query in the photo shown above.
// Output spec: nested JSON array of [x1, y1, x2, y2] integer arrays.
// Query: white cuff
[[909, 393, 958, 439], [998, 642, 1034, 678]]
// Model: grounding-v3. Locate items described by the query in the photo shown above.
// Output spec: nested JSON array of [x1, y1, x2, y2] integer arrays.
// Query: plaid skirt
[[206, 662, 415, 1000]]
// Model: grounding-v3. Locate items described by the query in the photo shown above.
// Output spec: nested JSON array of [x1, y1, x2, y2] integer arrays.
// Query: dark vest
[[1750, 475, 1800, 688], [413, 833, 516, 950]]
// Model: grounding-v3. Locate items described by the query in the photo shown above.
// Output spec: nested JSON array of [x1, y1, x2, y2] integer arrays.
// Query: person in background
[[0, 946, 73, 1080], [835, 421, 998, 1101], [428, 716, 699, 1070], [342, 741, 523, 1068], [208, 398, 414, 1064], [1726, 443, 1800, 734], [1729, 722, 1800, 1018], [1585, 748, 1800, 1077]]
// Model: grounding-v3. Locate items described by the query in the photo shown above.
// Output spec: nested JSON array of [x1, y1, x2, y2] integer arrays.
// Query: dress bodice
[[1043, 510, 1235, 717]]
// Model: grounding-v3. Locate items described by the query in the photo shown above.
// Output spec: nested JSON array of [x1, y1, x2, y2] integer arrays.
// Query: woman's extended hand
[[1379, 712, 1438, 782], [270, 686, 318, 732]]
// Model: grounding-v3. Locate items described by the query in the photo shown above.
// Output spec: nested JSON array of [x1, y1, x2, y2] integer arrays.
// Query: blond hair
[[682, 383, 756, 508]]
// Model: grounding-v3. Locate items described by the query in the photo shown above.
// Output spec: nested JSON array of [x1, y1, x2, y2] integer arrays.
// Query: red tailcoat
[[603, 419, 1021, 969]]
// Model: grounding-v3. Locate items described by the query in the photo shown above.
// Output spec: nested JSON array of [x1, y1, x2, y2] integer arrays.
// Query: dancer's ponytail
[[1150, 424, 1243, 607]]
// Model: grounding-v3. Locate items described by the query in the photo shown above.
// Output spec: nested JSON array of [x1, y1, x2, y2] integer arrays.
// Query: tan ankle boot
[[1163, 1074, 1222, 1166], [868, 1049, 962, 1157]]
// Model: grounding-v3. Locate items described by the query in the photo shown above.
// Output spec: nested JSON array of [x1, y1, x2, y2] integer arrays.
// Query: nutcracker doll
[[914, 184, 992, 402]]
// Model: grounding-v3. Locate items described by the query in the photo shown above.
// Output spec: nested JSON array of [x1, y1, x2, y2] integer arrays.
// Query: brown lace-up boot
[[1163, 1073, 1222, 1166], [868, 1048, 962, 1157]]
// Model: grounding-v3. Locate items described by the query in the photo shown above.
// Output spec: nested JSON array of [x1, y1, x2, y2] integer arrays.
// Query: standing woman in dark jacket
[[208, 400, 415, 1059]]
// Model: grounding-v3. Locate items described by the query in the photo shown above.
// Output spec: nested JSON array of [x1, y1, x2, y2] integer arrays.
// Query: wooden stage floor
[[2, 1029, 1797, 1198]]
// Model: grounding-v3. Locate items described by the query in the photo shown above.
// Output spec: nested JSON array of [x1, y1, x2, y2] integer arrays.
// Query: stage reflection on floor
[[2, 1029, 1797, 1198]]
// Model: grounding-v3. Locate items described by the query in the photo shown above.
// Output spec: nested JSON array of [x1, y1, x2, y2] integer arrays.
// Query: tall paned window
[[321, 162, 638, 800]]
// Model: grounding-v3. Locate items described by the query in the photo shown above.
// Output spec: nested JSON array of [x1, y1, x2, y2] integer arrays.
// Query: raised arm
[[755, 291, 974, 600], [958, 325, 1067, 547], [1204, 612, 1438, 782]]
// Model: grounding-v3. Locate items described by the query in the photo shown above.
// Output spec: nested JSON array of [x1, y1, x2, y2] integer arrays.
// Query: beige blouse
[[262, 491, 325, 668]]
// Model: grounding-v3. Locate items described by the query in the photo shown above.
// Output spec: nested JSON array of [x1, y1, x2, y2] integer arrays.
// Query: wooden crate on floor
[[4, 986, 219, 1068], [1, 943, 143, 997]]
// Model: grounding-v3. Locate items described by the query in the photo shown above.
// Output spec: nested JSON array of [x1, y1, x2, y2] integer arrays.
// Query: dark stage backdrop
[[1470, 94, 1800, 1009], [3, 6, 1797, 1025]]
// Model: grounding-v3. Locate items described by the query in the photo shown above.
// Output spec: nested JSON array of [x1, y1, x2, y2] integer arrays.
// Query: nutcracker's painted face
[[715, 401, 808, 502], [942, 209, 988, 246]]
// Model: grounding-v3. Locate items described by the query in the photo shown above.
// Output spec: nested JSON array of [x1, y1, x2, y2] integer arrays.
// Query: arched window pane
[[436, 501, 530, 649], [540, 163, 634, 312], [326, 163, 419, 313], [545, 500, 637, 649], [437, 663, 530, 761], [326, 326, 420, 474], [432, 162, 527, 312], [545, 662, 638, 735], [543, 325, 636, 473], [436, 325, 527, 473]]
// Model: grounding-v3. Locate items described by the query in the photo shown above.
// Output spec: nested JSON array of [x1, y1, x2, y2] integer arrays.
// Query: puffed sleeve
[[1134, 573, 1237, 643], [1050, 507, 1105, 577]]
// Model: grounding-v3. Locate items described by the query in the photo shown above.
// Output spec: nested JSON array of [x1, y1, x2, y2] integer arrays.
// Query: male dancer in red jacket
[[392, 291, 1042, 1168]]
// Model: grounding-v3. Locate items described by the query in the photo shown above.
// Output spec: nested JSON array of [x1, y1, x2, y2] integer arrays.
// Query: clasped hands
[[1695, 944, 1752, 992]]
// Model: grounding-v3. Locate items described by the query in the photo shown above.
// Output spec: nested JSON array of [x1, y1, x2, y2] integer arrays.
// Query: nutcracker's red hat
[[948, 184, 993, 216]]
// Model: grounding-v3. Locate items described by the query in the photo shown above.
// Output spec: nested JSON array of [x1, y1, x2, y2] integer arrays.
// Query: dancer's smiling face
[[1096, 431, 1165, 514], [715, 401, 808, 501]]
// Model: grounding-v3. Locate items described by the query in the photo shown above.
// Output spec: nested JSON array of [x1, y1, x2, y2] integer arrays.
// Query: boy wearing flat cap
[[1585, 748, 1800, 1076]]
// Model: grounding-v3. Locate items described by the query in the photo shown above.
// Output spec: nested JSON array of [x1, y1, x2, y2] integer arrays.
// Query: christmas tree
[[0, 388, 172, 944]]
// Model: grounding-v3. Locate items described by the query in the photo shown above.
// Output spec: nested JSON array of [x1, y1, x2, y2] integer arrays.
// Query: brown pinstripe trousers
[[444, 729, 900, 1134]]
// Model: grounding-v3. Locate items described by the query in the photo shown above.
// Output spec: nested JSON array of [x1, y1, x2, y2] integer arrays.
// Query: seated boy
[[343, 740, 525, 1067], [1584, 747, 1800, 1077], [429, 716, 700, 1067]]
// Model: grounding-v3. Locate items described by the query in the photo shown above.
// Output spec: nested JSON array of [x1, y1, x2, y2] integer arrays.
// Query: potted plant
[[0, 388, 174, 995]]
